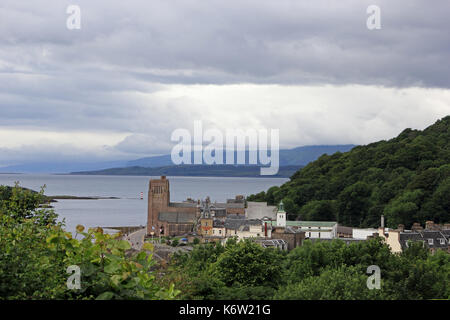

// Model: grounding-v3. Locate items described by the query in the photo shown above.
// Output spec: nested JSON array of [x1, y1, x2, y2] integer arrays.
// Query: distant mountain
[[0, 145, 355, 174], [71, 165, 301, 178], [126, 145, 356, 167], [0, 161, 128, 174]]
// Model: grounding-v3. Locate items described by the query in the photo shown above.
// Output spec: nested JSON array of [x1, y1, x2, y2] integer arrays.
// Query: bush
[[0, 184, 179, 300]]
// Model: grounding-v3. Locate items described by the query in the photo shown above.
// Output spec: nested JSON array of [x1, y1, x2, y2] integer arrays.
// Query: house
[[209, 219, 225, 238], [377, 218, 450, 253], [224, 217, 265, 240]]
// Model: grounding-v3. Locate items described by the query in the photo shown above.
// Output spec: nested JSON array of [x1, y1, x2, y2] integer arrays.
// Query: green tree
[[0, 184, 178, 300], [212, 239, 283, 288], [298, 200, 337, 221], [275, 265, 385, 300]]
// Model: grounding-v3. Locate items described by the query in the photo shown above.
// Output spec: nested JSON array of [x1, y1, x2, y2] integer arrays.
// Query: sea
[[0, 174, 288, 234]]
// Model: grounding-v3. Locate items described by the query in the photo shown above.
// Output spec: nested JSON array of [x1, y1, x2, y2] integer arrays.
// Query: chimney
[[411, 222, 423, 232], [397, 224, 404, 232], [380, 215, 385, 229], [444, 223, 450, 230], [161, 176, 166, 180], [425, 221, 434, 230]]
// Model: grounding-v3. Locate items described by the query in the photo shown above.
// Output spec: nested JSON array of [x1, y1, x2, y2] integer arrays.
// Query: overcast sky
[[1, 0, 449, 166]]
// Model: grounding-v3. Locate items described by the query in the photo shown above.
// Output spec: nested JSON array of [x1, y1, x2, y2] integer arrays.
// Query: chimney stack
[[411, 222, 423, 232], [398, 224, 405, 232], [380, 215, 385, 229], [425, 221, 434, 230]]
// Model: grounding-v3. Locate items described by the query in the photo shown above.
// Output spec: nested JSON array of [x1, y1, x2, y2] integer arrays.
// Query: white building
[[271, 220, 338, 239], [352, 228, 378, 240], [276, 201, 286, 228], [246, 201, 277, 220]]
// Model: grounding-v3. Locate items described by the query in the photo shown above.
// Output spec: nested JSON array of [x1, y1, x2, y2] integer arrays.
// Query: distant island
[[71, 164, 302, 178], [0, 145, 355, 174], [68, 145, 356, 177]]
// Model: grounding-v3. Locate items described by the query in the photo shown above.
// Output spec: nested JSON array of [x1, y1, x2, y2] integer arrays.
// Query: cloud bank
[[0, 0, 449, 166]]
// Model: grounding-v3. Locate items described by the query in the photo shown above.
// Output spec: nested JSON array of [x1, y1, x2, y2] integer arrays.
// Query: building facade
[[147, 176, 200, 236]]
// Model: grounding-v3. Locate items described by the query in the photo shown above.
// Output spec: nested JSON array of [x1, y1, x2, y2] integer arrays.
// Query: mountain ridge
[[0, 145, 355, 174]]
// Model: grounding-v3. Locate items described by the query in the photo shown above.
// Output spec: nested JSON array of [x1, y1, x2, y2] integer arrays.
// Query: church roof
[[158, 212, 196, 223]]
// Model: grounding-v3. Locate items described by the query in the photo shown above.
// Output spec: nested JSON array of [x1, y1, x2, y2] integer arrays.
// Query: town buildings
[[377, 219, 450, 253], [147, 177, 450, 253], [147, 176, 245, 237]]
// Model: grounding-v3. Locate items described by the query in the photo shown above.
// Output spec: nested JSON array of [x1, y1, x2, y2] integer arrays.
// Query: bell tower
[[276, 200, 286, 228], [147, 176, 170, 235]]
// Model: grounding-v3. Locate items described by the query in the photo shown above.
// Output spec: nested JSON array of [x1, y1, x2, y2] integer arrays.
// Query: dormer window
[[439, 238, 445, 245], [428, 239, 433, 246]]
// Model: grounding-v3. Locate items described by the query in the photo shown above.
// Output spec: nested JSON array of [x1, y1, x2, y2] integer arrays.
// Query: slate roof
[[226, 203, 245, 209], [399, 230, 448, 250], [441, 229, 450, 238], [224, 218, 261, 231], [158, 212, 196, 224], [227, 213, 246, 219], [213, 220, 225, 228], [169, 202, 198, 208], [213, 202, 245, 209], [212, 208, 227, 217]]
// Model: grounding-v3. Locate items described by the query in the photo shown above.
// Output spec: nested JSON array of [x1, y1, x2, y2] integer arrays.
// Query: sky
[[1, 0, 450, 167]]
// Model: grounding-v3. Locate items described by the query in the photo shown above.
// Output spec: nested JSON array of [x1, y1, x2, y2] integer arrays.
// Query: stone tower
[[147, 176, 170, 235]]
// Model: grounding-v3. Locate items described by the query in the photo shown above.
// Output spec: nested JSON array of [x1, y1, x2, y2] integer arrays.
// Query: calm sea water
[[0, 174, 288, 233]]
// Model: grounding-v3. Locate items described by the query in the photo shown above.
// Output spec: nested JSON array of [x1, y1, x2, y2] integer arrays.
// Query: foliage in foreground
[[0, 184, 178, 300], [162, 237, 450, 300]]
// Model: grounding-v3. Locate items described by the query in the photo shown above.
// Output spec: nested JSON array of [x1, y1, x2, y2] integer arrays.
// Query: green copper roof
[[271, 221, 337, 227], [277, 201, 286, 213]]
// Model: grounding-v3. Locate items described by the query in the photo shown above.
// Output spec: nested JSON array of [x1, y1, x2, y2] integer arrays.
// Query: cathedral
[[147, 176, 245, 237]]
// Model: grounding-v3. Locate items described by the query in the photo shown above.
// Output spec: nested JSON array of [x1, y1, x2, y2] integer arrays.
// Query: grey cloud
[[0, 0, 449, 87], [114, 133, 174, 155], [0, 0, 449, 166]]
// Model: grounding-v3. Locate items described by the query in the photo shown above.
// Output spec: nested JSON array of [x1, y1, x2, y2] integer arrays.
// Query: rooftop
[[270, 220, 337, 228]]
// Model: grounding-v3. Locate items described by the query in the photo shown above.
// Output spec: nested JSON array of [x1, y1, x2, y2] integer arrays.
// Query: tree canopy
[[248, 116, 450, 228]]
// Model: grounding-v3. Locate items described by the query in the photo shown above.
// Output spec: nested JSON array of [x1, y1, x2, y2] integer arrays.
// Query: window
[[219, 230, 222, 235], [428, 239, 433, 246], [440, 238, 445, 245]]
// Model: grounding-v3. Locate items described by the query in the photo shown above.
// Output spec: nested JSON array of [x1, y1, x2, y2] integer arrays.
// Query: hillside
[[247, 116, 450, 228]]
